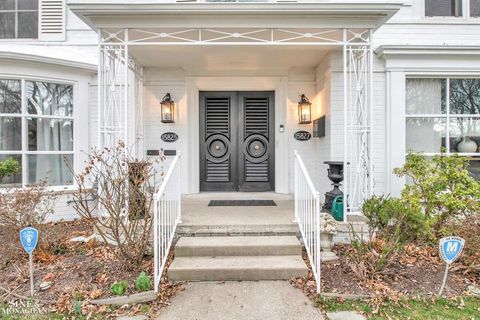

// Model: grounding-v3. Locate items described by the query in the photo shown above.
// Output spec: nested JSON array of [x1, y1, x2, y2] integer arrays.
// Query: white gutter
[[67, 0, 404, 15], [68, 0, 404, 33]]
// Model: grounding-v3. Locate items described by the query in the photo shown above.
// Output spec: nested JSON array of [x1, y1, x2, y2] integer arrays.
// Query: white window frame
[[0, 76, 76, 190], [0, 0, 39, 40], [405, 75, 480, 166]]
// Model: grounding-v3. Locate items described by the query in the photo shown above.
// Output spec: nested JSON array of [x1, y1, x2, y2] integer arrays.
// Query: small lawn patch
[[317, 296, 480, 320]]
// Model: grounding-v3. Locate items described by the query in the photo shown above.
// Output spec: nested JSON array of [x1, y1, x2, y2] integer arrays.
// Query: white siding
[[375, 0, 480, 48], [143, 68, 188, 192], [1, 0, 479, 219]]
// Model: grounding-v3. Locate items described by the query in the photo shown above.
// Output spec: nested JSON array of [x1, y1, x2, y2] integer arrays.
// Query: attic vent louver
[[39, 0, 66, 41]]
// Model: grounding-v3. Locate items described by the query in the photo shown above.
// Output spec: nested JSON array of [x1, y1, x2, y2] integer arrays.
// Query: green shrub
[[0, 157, 20, 180], [394, 153, 480, 235], [348, 195, 430, 277], [363, 195, 432, 244], [351, 153, 480, 279], [135, 272, 151, 292], [111, 281, 128, 296]]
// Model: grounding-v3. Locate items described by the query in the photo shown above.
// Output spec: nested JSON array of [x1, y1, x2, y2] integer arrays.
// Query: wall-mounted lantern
[[298, 94, 312, 124], [160, 93, 175, 123]]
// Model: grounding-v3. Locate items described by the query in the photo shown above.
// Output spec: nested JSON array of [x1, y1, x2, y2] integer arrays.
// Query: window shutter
[[39, 0, 66, 41]]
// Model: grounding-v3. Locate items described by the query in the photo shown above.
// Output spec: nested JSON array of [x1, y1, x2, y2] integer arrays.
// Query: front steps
[[168, 236, 307, 281]]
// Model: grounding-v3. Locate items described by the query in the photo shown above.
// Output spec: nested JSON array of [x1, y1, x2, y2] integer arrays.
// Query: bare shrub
[[0, 180, 57, 262], [69, 142, 161, 268], [447, 214, 480, 274]]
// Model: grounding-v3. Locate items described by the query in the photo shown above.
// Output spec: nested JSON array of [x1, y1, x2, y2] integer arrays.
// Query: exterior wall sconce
[[160, 93, 175, 123], [298, 94, 312, 124]]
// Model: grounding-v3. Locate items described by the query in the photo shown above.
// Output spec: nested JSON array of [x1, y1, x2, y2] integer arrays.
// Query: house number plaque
[[161, 132, 178, 142], [294, 131, 311, 141]]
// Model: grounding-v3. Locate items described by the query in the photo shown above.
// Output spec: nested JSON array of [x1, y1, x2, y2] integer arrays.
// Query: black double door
[[200, 91, 275, 192]]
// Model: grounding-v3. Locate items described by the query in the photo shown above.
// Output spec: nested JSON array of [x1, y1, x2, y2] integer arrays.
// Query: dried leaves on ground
[[0, 219, 184, 319], [291, 244, 479, 302]]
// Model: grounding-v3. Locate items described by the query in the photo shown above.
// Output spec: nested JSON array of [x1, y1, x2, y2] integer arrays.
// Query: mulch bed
[[291, 244, 479, 300], [0, 220, 184, 318]]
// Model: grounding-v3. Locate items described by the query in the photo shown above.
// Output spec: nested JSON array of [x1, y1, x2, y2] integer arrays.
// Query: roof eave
[[376, 45, 480, 58], [67, 1, 404, 31]]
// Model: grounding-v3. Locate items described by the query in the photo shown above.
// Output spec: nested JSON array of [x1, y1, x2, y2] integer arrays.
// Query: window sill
[[0, 185, 76, 193], [422, 17, 480, 22], [0, 38, 39, 43]]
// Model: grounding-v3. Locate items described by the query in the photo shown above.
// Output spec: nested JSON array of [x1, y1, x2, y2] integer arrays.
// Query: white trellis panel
[[98, 29, 145, 151], [343, 30, 373, 217]]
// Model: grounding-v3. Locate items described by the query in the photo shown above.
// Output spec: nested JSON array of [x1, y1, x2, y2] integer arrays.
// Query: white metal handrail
[[294, 150, 321, 294], [153, 153, 182, 292]]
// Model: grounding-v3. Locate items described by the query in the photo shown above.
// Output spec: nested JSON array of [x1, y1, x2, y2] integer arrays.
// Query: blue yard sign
[[439, 236, 465, 265], [20, 227, 39, 255], [438, 236, 465, 296], [20, 227, 39, 296]]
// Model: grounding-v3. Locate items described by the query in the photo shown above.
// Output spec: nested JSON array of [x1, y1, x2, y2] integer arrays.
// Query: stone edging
[[90, 291, 157, 306]]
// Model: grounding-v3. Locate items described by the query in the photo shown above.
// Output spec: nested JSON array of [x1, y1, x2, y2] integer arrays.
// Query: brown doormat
[[208, 200, 277, 207]]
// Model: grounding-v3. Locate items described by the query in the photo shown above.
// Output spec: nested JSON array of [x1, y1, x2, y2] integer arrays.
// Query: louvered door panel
[[239, 92, 275, 191], [245, 98, 269, 137], [39, 0, 65, 41], [200, 93, 237, 191]]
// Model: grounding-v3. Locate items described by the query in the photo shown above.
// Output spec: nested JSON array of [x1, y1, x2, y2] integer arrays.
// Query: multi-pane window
[[0, 0, 38, 39], [425, 0, 463, 17], [425, 0, 480, 17], [406, 78, 480, 180], [471, 0, 480, 16], [0, 79, 74, 187]]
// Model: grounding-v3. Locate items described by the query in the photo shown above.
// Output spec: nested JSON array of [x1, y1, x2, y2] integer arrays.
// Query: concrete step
[[177, 224, 299, 236], [175, 236, 302, 257], [168, 255, 307, 281]]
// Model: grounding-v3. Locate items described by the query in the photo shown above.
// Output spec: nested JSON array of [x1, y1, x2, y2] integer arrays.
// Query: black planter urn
[[322, 161, 344, 213]]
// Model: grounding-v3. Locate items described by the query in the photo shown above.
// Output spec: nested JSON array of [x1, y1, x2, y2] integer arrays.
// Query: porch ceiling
[[67, 0, 404, 31], [129, 45, 334, 70]]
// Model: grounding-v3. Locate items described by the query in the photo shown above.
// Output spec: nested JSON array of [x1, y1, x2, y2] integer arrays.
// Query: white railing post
[[294, 151, 322, 294], [153, 195, 159, 290], [152, 153, 182, 293], [294, 150, 299, 223], [314, 191, 321, 294], [177, 152, 183, 224]]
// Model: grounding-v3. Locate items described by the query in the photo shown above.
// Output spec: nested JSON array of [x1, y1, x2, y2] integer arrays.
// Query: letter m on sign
[[446, 242, 458, 253]]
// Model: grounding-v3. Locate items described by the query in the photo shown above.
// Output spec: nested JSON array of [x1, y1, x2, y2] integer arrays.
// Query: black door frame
[[199, 91, 275, 192]]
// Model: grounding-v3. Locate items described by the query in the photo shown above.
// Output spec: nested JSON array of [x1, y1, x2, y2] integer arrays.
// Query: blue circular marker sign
[[20, 227, 39, 255], [439, 236, 465, 265]]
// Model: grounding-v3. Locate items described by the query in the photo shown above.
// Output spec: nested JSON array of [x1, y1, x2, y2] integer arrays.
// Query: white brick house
[[0, 0, 479, 221]]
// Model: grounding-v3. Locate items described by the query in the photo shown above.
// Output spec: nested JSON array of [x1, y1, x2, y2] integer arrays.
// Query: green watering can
[[331, 196, 344, 221]]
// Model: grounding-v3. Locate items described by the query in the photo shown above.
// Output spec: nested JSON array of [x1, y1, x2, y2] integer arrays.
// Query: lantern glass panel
[[299, 102, 311, 124], [161, 101, 174, 123]]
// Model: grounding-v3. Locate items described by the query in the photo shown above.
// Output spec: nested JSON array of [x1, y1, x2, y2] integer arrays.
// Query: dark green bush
[[0, 157, 20, 181]]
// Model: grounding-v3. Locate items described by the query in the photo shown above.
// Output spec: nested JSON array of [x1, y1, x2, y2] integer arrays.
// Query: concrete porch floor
[[178, 192, 297, 235], [177, 192, 368, 238]]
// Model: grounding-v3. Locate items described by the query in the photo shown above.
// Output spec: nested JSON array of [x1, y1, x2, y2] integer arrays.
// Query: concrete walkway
[[157, 281, 324, 320]]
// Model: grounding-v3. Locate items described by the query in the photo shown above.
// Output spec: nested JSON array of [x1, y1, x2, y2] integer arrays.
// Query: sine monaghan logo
[[1, 301, 47, 316]]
